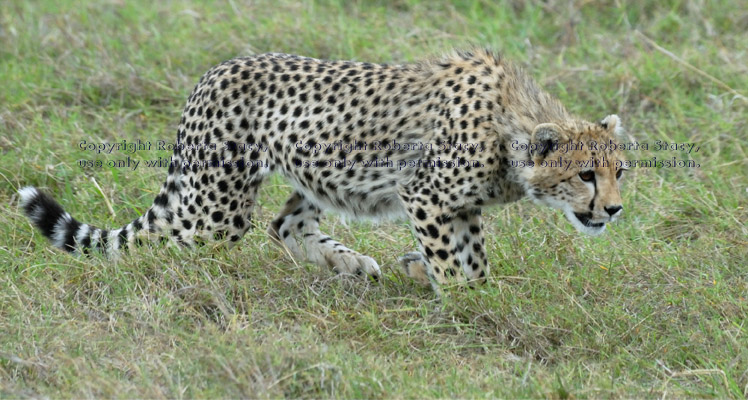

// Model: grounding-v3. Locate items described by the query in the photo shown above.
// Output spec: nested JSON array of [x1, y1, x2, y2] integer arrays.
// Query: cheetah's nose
[[605, 205, 623, 216]]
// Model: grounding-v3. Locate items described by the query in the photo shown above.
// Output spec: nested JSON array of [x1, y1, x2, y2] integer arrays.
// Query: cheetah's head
[[522, 114, 627, 236]]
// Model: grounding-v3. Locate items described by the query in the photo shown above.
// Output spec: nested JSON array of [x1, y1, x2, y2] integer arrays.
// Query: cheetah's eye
[[616, 169, 624, 180], [578, 170, 595, 182]]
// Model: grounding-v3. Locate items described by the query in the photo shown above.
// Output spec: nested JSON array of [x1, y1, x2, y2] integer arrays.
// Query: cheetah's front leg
[[452, 208, 489, 284], [399, 185, 489, 291], [398, 190, 477, 292], [399, 208, 489, 288]]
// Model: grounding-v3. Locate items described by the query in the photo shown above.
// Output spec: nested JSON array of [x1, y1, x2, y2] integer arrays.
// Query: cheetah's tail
[[18, 186, 160, 256]]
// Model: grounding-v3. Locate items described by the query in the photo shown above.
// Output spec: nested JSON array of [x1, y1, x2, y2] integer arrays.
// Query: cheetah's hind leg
[[267, 191, 381, 280]]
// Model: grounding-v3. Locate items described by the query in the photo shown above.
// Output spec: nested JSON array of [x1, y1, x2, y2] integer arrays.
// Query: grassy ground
[[1, 0, 747, 397]]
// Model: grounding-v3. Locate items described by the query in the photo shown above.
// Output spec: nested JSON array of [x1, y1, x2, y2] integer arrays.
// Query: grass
[[1, 0, 747, 397]]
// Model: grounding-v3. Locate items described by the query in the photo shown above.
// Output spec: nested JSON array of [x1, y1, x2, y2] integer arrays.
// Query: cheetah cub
[[19, 49, 626, 292]]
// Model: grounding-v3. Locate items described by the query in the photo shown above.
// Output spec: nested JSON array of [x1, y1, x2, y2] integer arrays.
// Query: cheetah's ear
[[600, 114, 625, 138], [531, 123, 567, 158]]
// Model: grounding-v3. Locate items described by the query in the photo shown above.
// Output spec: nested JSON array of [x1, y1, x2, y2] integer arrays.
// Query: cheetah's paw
[[398, 252, 431, 286], [327, 251, 381, 280]]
